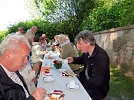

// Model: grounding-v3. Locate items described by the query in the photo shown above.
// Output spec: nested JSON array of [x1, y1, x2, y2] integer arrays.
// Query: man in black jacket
[[0, 34, 46, 100], [67, 30, 110, 100]]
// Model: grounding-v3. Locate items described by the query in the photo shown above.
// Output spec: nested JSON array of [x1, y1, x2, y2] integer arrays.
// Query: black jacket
[[73, 44, 110, 99], [0, 65, 35, 100]]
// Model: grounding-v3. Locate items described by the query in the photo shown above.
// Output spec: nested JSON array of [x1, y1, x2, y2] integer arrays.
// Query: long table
[[37, 52, 92, 100]]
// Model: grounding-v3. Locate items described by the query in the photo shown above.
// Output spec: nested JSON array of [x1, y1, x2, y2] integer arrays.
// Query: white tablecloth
[[37, 52, 92, 100]]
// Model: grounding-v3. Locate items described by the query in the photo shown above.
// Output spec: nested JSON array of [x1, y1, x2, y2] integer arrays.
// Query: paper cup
[[69, 80, 76, 89], [46, 74, 52, 81]]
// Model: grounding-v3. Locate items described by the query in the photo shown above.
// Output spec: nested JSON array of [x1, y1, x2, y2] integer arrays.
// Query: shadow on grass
[[106, 66, 134, 100]]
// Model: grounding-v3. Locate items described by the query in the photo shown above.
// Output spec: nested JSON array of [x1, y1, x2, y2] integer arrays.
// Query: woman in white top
[[31, 36, 47, 63]]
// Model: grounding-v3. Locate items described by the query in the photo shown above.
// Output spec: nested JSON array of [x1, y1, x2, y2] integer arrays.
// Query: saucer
[[66, 83, 80, 90], [43, 77, 55, 82], [45, 90, 65, 100]]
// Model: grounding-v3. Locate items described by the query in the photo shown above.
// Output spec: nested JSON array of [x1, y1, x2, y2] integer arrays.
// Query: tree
[[24, 0, 43, 19]]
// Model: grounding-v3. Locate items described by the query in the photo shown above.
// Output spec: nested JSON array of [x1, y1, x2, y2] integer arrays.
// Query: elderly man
[[25, 26, 38, 44], [0, 34, 46, 100], [67, 30, 110, 100]]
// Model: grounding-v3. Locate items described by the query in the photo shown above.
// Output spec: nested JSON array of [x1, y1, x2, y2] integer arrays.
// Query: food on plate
[[46, 90, 65, 100], [47, 55, 51, 59], [41, 67, 50, 74], [61, 71, 69, 76], [61, 71, 76, 77], [46, 55, 53, 59], [44, 69, 50, 74]]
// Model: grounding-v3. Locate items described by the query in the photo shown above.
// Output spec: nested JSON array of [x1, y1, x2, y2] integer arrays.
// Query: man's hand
[[66, 57, 73, 63], [31, 88, 46, 100], [32, 63, 39, 71], [32, 77, 37, 82]]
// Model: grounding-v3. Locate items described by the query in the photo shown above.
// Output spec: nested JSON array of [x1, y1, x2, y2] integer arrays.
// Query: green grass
[[107, 66, 134, 100], [75, 66, 134, 100]]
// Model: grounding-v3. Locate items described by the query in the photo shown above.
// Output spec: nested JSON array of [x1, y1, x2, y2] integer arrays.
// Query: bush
[[0, 30, 9, 43]]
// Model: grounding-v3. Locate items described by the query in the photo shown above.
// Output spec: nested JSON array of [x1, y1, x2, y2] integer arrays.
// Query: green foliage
[[107, 66, 134, 99], [81, 0, 134, 32], [1, 0, 134, 43], [0, 30, 9, 43], [5, 17, 79, 42], [54, 63, 62, 69]]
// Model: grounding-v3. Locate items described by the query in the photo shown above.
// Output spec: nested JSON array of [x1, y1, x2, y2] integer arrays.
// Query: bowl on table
[[54, 63, 62, 69], [53, 60, 62, 69]]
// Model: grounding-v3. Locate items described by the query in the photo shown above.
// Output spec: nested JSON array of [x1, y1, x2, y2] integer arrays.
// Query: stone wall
[[93, 25, 134, 79]]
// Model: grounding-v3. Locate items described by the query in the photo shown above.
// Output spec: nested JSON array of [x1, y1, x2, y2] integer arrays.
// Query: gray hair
[[31, 26, 38, 30], [75, 30, 96, 46], [0, 34, 31, 55], [58, 34, 69, 43]]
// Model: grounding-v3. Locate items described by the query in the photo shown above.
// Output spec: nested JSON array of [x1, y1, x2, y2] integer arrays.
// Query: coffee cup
[[63, 59, 68, 64], [69, 80, 76, 89], [46, 74, 52, 81]]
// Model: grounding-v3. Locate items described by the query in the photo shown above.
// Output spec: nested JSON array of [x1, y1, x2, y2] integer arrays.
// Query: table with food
[[37, 51, 92, 100]]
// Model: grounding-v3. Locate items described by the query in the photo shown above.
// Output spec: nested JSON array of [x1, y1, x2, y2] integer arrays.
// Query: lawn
[[107, 66, 134, 100], [75, 66, 134, 100]]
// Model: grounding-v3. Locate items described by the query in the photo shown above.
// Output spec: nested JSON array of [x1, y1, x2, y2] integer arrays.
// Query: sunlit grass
[[76, 66, 134, 100], [107, 66, 134, 100]]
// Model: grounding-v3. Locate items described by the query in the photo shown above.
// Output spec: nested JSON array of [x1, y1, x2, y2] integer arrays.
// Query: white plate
[[43, 77, 55, 82], [44, 95, 63, 100], [66, 83, 80, 90], [42, 72, 51, 77], [58, 69, 66, 73], [44, 90, 64, 100]]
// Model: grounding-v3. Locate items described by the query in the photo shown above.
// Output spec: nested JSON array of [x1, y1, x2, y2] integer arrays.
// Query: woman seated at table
[[31, 36, 48, 77], [31, 36, 48, 63], [39, 36, 47, 51], [58, 34, 80, 71]]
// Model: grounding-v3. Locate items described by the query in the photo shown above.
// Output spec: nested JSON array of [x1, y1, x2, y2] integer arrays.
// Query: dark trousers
[[77, 76, 104, 100]]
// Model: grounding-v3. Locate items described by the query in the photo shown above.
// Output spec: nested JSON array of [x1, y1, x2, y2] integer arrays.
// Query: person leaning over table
[[39, 36, 47, 51], [58, 34, 81, 71], [67, 30, 110, 100], [31, 36, 48, 63], [0, 34, 46, 100], [31, 36, 48, 78], [25, 26, 38, 43]]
